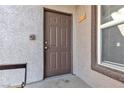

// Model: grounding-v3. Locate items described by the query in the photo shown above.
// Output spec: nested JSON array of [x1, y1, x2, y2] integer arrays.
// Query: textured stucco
[[0, 5, 76, 87], [0, 5, 43, 87], [74, 5, 124, 88]]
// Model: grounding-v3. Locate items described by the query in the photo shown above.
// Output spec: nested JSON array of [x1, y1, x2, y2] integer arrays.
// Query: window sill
[[100, 61, 124, 72], [91, 61, 124, 83]]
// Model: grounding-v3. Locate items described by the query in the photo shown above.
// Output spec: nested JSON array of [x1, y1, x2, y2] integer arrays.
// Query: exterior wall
[[74, 5, 124, 87], [0, 5, 76, 87]]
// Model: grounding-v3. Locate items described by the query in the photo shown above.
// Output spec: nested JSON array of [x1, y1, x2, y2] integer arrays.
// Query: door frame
[[43, 7, 73, 79]]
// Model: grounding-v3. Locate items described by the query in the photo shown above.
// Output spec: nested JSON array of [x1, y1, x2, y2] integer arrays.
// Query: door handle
[[44, 41, 48, 44]]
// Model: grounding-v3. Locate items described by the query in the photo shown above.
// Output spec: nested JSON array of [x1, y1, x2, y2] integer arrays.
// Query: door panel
[[44, 9, 72, 77]]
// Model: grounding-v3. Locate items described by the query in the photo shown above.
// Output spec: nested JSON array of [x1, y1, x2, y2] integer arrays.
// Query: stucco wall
[[0, 5, 76, 87], [74, 5, 124, 87]]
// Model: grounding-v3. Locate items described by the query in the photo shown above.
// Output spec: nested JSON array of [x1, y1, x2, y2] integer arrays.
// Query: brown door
[[44, 9, 72, 77]]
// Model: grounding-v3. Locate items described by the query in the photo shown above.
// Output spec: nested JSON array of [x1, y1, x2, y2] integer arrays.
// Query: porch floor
[[25, 74, 91, 88]]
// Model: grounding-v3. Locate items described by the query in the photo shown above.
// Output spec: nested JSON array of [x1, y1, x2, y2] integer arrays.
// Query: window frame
[[91, 5, 124, 83]]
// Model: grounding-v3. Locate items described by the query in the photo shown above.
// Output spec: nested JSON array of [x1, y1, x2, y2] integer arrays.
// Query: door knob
[[44, 41, 48, 44], [44, 46, 48, 50]]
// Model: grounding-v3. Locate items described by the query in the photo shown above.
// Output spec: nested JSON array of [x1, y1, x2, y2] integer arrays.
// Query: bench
[[0, 63, 27, 88]]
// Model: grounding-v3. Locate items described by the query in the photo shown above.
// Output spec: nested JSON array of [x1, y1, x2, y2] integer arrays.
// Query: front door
[[44, 8, 72, 77]]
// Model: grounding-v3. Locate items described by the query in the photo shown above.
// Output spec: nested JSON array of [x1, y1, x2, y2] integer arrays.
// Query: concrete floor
[[25, 74, 91, 88]]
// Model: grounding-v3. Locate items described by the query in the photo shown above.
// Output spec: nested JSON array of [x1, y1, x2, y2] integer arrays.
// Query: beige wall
[[74, 5, 124, 87]]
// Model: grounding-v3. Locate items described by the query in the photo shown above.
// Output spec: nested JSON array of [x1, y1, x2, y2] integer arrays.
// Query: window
[[91, 5, 124, 82]]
